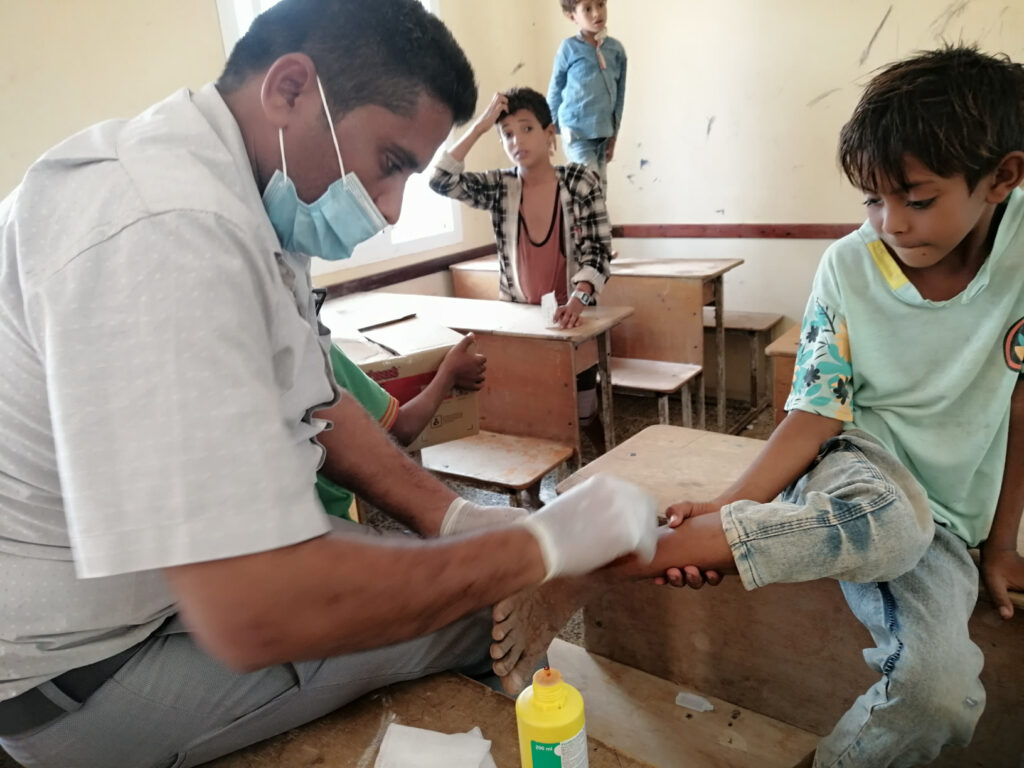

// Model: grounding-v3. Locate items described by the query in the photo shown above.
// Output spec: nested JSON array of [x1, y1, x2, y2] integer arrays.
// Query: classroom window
[[215, 0, 461, 276]]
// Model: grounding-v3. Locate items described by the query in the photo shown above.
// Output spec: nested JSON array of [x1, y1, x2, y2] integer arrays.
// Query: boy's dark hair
[[560, 0, 579, 12], [217, 0, 477, 125], [839, 45, 1024, 191], [497, 87, 554, 128]]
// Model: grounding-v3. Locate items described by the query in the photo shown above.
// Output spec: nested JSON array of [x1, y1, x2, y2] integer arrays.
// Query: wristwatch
[[571, 289, 595, 306]]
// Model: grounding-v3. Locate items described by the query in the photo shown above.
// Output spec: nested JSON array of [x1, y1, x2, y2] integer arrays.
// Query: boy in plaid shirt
[[429, 86, 612, 452]]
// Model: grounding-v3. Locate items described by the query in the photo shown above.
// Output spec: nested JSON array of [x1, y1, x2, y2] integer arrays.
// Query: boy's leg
[[490, 430, 937, 693], [814, 524, 984, 768], [564, 137, 607, 190], [722, 430, 935, 588]]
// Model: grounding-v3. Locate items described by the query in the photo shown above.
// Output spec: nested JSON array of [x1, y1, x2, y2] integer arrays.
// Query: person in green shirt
[[317, 333, 486, 519]]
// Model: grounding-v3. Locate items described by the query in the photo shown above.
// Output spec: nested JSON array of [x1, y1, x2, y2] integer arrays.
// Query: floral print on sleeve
[[785, 298, 854, 422]]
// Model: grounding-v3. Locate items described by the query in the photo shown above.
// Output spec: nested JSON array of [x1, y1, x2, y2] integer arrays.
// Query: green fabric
[[316, 344, 396, 520]]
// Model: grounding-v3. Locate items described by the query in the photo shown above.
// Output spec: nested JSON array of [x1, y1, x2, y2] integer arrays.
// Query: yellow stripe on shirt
[[867, 240, 909, 291], [379, 395, 400, 432]]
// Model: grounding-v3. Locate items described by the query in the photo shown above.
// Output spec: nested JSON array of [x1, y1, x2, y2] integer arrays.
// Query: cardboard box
[[329, 310, 479, 451]]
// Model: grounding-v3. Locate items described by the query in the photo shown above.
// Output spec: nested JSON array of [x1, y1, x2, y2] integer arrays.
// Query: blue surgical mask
[[262, 76, 388, 260]]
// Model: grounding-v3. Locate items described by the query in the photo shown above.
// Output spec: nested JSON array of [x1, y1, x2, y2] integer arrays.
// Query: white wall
[[366, 0, 1024, 322], [0, 0, 225, 196], [3, 1, 1023, 322]]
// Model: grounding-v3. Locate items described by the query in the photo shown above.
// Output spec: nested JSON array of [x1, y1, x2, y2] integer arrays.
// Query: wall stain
[[807, 88, 841, 107], [639, 158, 650, 169], [510, 61, 525, 75], [706, 115, 716, 137], [930, 0, 970, 39], [859, 5, 893, 64]]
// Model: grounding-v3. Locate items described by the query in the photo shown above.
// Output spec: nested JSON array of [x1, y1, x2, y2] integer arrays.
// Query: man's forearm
[[317, 394, 455, 536], [168, 526, 546, 670]]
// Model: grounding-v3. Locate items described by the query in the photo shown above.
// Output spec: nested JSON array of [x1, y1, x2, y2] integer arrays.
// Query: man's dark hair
[[839, 44, 1024, 191], [498, 87, 554, 128], [217, 0, 477, 125], [560, 0, 579, 12]]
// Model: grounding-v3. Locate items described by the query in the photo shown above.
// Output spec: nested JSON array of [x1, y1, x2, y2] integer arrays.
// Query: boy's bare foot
[[489, 577, 594, 695]]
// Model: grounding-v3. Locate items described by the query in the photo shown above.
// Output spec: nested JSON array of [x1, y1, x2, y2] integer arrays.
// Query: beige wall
[[0, 0, 225, 196], [4, 1, 1023, 320], [336, 0, 1024, 317]]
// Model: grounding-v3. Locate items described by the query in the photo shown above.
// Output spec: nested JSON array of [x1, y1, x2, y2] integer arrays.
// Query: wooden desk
[[323, 292, 633, 462], [208, 673, 652, 768], [450, 256, 743, 432], [765, 323, 801, 426], [557, 425, 1024, 768]]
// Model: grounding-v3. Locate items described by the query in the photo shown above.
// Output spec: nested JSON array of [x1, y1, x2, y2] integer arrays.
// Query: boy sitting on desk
[[489, 46, 1024, 767], [316, 336, 485, 520], [429, 87, 612, 452]]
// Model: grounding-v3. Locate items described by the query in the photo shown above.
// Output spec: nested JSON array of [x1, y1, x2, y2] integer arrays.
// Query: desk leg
[[598, 330, 616, 450], [714, 277, 726, 431]]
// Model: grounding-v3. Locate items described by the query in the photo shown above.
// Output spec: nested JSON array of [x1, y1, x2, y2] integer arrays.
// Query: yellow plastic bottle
[[515, 667, 588, 768]]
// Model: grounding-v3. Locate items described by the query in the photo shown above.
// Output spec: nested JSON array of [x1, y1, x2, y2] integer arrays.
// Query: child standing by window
[[548, 0, 626, 193]]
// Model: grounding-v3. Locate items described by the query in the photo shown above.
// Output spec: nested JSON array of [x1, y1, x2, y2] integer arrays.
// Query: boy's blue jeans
[[721, 429, 985, 768], [563, 134, 609, 192]]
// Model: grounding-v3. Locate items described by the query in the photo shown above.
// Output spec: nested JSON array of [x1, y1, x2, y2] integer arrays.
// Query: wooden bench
[[609, 357, 705, 429], [765, 323, 802, 426], [558, 425, 1024, 768], [702, 308, 783, 429], [420, 429, 574, 508]]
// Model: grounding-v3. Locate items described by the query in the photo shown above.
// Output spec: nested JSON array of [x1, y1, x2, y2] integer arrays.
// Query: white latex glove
[[440, 498, 528, 537], [520, 473, 658, 581]]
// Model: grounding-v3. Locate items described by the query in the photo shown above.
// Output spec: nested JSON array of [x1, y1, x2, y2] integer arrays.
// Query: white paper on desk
[[373, 723, 495, 768], [540, 291, 560, 328]]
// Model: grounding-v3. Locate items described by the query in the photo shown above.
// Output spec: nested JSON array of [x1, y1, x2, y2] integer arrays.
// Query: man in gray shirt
[[0, 1, 655, 765]]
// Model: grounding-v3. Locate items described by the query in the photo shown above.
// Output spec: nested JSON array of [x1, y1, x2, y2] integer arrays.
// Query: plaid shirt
[[429, 151, 611, 302]]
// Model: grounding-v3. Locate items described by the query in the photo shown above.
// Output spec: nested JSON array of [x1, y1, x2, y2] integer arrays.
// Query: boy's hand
[[439, 333, 486, 391], [553, 296, 585, 328], [665, 499, 722, 527], [654, 499, 724, 588], [606, 136, 616, 162], [473, 92, 509, 133], [980, 543, 1024, 619]]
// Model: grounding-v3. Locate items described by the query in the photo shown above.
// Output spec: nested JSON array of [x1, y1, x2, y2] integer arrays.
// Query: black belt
[[0, 643, 143, 737]]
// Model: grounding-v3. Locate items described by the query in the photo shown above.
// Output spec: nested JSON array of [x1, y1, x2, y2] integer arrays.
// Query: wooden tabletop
[[557, 425, 764, 510], [450, 255, 744, 281], [765, 323, 802, 357], [326, 291, 633, 342]]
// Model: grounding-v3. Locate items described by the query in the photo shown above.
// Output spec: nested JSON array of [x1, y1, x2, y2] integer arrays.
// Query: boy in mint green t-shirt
[[317, 335, 484, 519], [504, 46, 1024, 767]]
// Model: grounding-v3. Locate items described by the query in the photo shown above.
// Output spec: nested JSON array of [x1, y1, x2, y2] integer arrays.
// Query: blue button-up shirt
[[548, 33, 627, 140]]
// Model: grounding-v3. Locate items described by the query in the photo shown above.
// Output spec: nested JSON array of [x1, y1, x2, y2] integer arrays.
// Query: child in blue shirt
[[548, 0, 626, 192]]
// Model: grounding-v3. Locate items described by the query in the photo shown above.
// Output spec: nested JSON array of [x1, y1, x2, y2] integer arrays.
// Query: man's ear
[[987, 151, 1024, 203], [259, 53, 319, 130]]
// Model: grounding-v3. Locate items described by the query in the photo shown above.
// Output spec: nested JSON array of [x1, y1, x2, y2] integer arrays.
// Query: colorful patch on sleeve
[[787, 298, 854, 421], [1005, 316, 1024, 374]]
